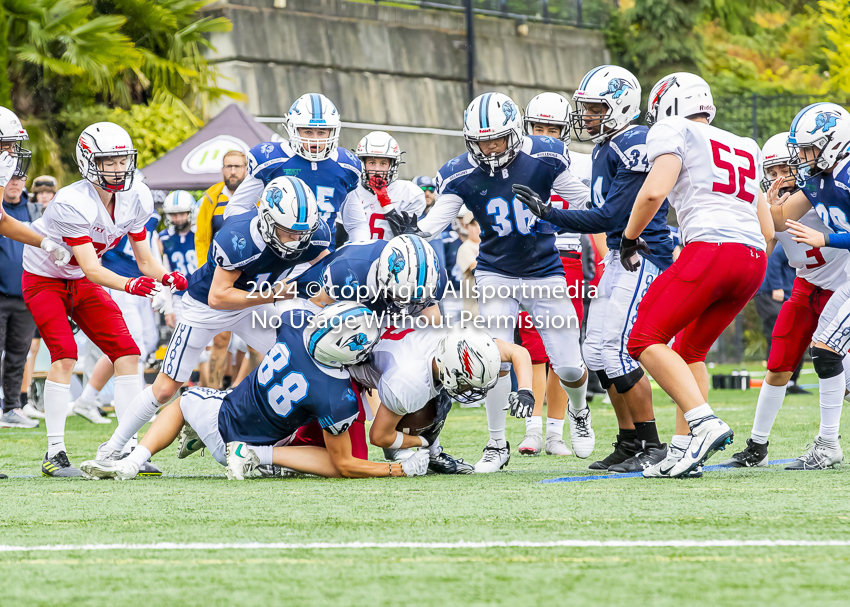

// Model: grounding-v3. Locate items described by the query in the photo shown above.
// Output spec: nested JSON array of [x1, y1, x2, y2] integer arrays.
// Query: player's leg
[[206, 331, 231, 389], [232, 346, 263, 387], [517, 320, 549, 456], [69, 354, 114, 424]]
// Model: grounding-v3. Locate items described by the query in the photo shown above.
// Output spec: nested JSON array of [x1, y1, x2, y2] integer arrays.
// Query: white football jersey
[[647, 117, 766, 250], [23, 179, 154, 280], [348, 325, 444, 416], [357, 179, 427, 242], [775, 209, 850, 291]]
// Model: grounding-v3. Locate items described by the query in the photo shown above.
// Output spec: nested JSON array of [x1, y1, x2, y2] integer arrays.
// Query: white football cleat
[[568, 405, 595, 458], [668, 415, 733, 478], [225, 441, 259, 480], [70, 398, 111, 424], [785, 436, 843, 470], [23, 402, 45, 419], [474, 440, 510, 473], [544, 434, 572, 456], [80, 458, 139, 481], [177, 423, 205, 459], [95, 441, 123, 462], [518, 433, 542, 456], [643, 445, 704, 478]]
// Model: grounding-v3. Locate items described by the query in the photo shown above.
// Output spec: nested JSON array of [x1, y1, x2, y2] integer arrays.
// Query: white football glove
[[400, 449, 429, 477], [150, 287, 173, 314], [0, 152, 16, 188], [40, 237, 71, 267]]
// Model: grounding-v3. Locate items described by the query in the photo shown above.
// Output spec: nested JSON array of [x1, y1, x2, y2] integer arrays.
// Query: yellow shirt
[[195, 182, 229, 267]]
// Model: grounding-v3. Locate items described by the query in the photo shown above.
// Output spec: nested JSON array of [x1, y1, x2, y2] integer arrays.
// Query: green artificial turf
[[1, 381, 848, 606]]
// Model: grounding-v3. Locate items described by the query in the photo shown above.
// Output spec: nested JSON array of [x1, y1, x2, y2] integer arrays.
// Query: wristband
[[390, 431, 404, 450], [418, 436, 430, 448]]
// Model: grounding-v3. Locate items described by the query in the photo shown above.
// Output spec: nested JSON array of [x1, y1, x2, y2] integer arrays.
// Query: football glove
[[161, 271, 188, 292], [400, 449, 429, 477], [0, 151, 16, 188], [39, 237, 71, 267], [385, 208, 430, 238], [508, 388, 536, 419], [511, 184, 551, 220], [369, 175, 392, 207], [619, 236, 650, 272], [125, 276, 161, 298]]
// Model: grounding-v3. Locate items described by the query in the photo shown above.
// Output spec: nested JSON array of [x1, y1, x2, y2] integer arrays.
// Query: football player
[[517, 67, 675, 473], [88, 176, 332, 469], [224, 93, 370, 246], [620, 73, 774, 478], [81, 302, 431, 480], [353, 326, 533, 474], [724, 132, 849, 468], [355, 131, 427, 241], [761, 102, 850, 469], [158, 190, 199, 324], [22, 122, 183, 477], [407, 92, 593, 472]]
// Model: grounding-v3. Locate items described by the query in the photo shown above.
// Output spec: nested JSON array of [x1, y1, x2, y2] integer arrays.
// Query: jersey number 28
[[257, 343, 309, 417]]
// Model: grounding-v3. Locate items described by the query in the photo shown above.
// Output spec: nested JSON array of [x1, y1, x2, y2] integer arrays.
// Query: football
[[395, 397, 438, 436]]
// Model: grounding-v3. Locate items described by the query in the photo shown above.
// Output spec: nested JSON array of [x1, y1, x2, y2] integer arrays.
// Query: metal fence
[[358, 0, 611, 29]]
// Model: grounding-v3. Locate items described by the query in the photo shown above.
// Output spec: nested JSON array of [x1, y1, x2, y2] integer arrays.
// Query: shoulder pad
[[212, 223, 259, 269], [248, 142, 290, 178]]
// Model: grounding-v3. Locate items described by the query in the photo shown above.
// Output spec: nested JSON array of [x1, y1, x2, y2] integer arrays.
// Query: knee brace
[[595, 369, 614, 390], [554, 365, 586, 384], [612, 367, 645, 394], [810, 346, 844, 379]]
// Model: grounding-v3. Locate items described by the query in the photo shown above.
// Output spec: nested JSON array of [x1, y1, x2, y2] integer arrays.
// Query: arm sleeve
[[552, 169, 591, 209], [646, 122, 687, 163], [194, 193, 214, 268], [223, 172, 264, 220], [827, 232, 850, 249], [418, 193, 463, 236], [340, 190, 370, 242]]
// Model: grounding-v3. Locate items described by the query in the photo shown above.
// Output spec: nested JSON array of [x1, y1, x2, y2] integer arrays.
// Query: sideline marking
[[539, 459, 797, 484]]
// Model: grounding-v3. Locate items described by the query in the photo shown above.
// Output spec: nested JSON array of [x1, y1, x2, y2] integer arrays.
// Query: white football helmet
[[788, 102, 850, 185], [646, 72, 716, 126], [355, 131, 403, 189], [163, 190, 197, 230], [76, 122, 137, 192], [376, 234, 440, 315], [0, 107, 31, 179], [463, 92, 523, 174], [524, 92, 572, 144], [305, 301, 381, 368], [434, 329, 501, 404], [257, 176, 320, 259], [286, 93, 341, 162], [571, 66, 641, 143], [761, 132, 792, 193]]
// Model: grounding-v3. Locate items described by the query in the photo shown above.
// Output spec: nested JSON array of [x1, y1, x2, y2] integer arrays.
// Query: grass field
[[2, 367, 849, 606]]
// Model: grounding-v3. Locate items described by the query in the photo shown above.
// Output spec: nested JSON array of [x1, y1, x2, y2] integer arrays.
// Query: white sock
[[684, 403, 713, 424], [526, 415, 543, 435], [112, 375, 140, 424], [126, 445, 151, 468], [751, 382, 787, 444], [252, 445, 274, 466], [428, 436, 441, 456], [79, 383, 99, 403], [44, 380, 70, 458], [818, 373, 845, 442], [562, 377, 588, 413], [106, 386, 164, 453], [484, 375, 511, 447], [671, 434, 691, 451], [546, 417, 565, 438]]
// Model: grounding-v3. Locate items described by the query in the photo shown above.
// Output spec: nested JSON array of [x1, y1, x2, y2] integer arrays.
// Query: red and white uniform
[[357, 179, 426, 242], [21, 179, 153, 363], [628, 118, 768, 363]]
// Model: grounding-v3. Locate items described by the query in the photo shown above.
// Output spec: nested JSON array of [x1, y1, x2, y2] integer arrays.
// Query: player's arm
[[622, 153, 682, 240], [417, 303, 442, 325], [767, 178, 812, 231], [0, 211, 42, 247], [223, 172, 264, 220], [369, 404, 431, 450], [495, 338, 532, 388], [130, 235, 171, 282], [755, 191, 775, 249], [72, 242, 154, 292], [340, 190, 371, 242], [418, 193, 464, 237], [208, 266, 279, 310]]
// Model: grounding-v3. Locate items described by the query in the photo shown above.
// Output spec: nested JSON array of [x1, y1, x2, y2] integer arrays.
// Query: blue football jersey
[[801, 157, 850, 242], [435, 136, 573, 278], [541, 126, 674, 269], [247, 141, 361, 243], [217, 308, 361, 445], [159, 227, 197, 296], [186, 213, 331, 305], [295, 240, 447, 314], [101, 214, 161, 279]]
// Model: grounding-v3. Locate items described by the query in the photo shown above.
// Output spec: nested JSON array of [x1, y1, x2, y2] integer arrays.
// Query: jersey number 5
[[710, 140, 756, 204], [257, 343, 309, 417]]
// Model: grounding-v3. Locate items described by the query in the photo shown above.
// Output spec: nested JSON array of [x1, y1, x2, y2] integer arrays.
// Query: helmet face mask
[[571, 66, 641, 143], [89, 152, 137, 193], [356, 131, 403, 190], [0, 140, 31, 180], [434, 330, 501, 403], [571, 99, 619, 143], [789, 140, 836, 185]]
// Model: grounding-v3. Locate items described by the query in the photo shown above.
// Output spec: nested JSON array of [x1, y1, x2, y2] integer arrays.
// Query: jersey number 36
[[257, 343, 309, 417], [486, 195, 537, 237]]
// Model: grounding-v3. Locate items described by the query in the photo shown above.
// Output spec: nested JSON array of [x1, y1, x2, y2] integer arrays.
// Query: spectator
[[0, 176, 39, 428], [31, 175, 58, 212], [413, 175, 436, 213], [454, 210, 480, 317]]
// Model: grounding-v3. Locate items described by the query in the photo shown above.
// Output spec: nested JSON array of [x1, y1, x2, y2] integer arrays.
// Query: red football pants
[[767, 277, 833, 373]]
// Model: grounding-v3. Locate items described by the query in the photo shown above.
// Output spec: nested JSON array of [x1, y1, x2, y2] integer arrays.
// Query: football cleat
[[643, 444, 703, 478], [721, 438, 769, 468], [70, 398, 111, 424], [785, 437, 843, 470], [257, 464, 303, 478], [80, 458, 139, 481], [94, 441, 123, 463], [225, 441, 259, 480], [568, 405, 595, 458], [608, 442, 667, 473], [42, 451, 83, 477], [0, 408, 39, 428], [22, 402, 45, 419], [177, 423, 205, 459], [668, 415, 733, 478], [544, 434, 572, 456], [382, 447, 415, 462], [588, 434, 639, 470], [121, 450, 162, 477], [428, 447, 475, 474], [518, 432, 543, 456], [474, 440, 510, 473]]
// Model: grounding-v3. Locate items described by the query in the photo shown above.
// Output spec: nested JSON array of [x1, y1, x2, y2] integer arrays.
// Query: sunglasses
[[34, 180, 56, 188], [420, 185, 435, 192]]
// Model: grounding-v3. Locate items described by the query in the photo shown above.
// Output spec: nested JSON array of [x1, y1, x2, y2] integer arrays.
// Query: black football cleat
[[721, 438, 769, 468], [608, 442, 667, 473], [589, 434, 639, 470], [429, 447, 474, 474]]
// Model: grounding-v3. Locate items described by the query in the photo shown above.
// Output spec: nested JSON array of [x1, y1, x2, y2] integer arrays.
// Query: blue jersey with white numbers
[[295, 240, 447, 313], [436, 136, 571, 278], [247, 141, 361, 244], [217, 309, 360, 445], [159, 227, 197, 297], [540, 126, 674, 269], [101, 214, 161, 279], [801, 157, 850, 248], [186, 213, 331, 305]]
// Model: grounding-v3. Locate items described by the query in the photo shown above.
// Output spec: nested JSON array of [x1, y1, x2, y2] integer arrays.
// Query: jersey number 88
[[257, 343, 309, 417]]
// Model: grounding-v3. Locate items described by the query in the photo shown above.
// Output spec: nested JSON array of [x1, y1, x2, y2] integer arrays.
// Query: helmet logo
[[601, 78, 633, 103], [345, 269, 359, 289], [809, 111, 840, 134], [230, 231, 246, 253], [651, 77, 677, 110], [387, 248, 406, 283], [457, 341, 483, 382], [261, 143, 274, 157], [78, 137, 92, 153], [288, 100, 301, 115], [344, 333, 368, 352], [265, 187, 284, 212], [501, 100, 517, 126]]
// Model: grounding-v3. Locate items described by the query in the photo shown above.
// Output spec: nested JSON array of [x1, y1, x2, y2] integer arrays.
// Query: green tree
[[821, 0, 850, 94]]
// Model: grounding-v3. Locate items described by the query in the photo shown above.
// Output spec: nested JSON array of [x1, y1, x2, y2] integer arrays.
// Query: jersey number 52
[[710, 140, 756, 204]]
